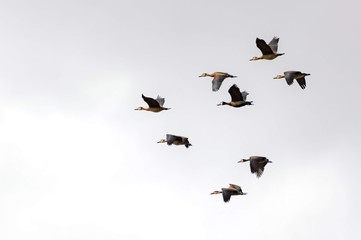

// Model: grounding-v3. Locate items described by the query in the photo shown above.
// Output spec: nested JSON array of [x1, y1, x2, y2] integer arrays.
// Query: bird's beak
[[268, 161, 273, 163]]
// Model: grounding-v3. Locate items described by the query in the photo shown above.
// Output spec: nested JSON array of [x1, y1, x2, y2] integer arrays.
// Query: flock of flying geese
[[135, 37, 311, 203]]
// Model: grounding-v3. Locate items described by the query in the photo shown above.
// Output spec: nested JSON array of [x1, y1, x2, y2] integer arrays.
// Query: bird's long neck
[[250, 56, 261, 61], [275, 75, 285, 79], [211, 190, 222, 195]]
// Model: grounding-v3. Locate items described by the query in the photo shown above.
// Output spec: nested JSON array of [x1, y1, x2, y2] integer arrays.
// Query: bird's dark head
[[246, 101, 253, 106], [217, 101, 227, 106], [134, 107, 144, 111], [277, 53, 285, 57]]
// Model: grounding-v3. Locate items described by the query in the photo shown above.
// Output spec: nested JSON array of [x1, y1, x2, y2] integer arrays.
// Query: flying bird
[[217, 84, 252, 108], [250, 37, 284, 61], [198, 72, 237, 91], [238, 156, 272, 178], [273, 71, 310, 89], [135, 94, 170, 112], [211, 184, 247, 203], [157, 134, 192, 148]]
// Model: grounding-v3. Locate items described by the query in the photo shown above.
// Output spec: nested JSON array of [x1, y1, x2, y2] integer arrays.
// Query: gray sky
[[0, 0, 360, 239]]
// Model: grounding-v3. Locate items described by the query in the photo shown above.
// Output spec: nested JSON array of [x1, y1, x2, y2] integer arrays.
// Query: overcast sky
[[0, 0, 360, 239]]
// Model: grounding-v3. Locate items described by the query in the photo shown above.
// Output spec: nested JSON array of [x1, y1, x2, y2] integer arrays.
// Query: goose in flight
[[217, 84, 252, 108], [157, 134, 192, 148], [273, 71, 310, 89], [238, 156, 272, 178], [135, 94, 170, 112], [211, 184, 247, 203], [199, 72, 237, 91], [250, 37, 284, 61]]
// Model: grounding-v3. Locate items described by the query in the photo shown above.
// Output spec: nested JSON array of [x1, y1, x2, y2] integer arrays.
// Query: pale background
[[0, 1, 360, 239]]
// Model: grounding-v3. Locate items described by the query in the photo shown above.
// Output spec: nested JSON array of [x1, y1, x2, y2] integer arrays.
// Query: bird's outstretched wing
[[142, 94, 161, 108], [212, 75, 227, 92], [166, 134, 180, 145], [250, 157, 267, 178], [228, 84, 244, 102], [228, 184, 241, 192], [241, 91, 249, 100], [222, 189, 233, 203], [296, 77, 306, 89], [284, 72, 296, 86], [256, 38, 274, 55], [156, 96, 165, 107], [268, 37, 279, 53]]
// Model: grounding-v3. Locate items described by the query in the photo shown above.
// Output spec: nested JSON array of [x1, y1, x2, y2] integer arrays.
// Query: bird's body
[[238, 156, 272, 178], [199, 72, 237, 92], [273, 71, 310, 89], [211, 184, 247, 203], [157, 134, 192, 148], [135, 94, 170, 112], [250, 37, 284, 61], [217, 84, 252, 108]]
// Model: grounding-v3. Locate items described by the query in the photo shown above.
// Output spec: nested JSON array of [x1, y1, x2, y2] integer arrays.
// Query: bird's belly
[[230, 101, 245, 107], [149, 108, 163, 112], [263, 54, 277, 60]]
